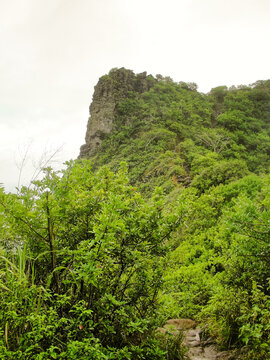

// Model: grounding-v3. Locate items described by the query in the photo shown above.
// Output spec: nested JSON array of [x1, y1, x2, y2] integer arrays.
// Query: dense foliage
[[91, 76, 270, 196], [0, 161, 181, 359], [86, 71, 270, 359], [1, 69, 270, 359]]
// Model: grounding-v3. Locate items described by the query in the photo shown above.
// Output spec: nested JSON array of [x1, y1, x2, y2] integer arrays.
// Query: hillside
[[80, 68, 270, 358], [1, 68, 270, 359], [80, 68, 270, 195]]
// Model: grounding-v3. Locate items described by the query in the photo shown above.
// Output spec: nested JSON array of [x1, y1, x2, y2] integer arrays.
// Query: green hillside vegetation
[[1, 69, 270, 359], [90, 75, 270, 197]]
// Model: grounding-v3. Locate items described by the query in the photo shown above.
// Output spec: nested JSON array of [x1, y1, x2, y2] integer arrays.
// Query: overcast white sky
[[1, 0, 269, 192]]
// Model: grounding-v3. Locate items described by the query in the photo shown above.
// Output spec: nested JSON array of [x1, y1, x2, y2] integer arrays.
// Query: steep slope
[[80, 68, 270, 196], [80, 67, 156, 157], [1, 68, 270, 359], [79, 69, 270, 357]]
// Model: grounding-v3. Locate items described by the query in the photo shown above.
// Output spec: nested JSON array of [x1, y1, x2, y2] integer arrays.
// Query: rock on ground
[[158, 319, 236, 360]]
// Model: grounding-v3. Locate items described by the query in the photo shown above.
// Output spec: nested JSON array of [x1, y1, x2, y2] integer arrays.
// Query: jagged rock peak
[[79, 67, 156, 157]]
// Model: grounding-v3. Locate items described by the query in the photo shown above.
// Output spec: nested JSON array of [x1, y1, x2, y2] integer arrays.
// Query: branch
[[0, 198, 46, 242]]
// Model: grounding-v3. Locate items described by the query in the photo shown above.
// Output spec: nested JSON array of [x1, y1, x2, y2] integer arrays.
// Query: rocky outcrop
[[79, 67, 156, 157]]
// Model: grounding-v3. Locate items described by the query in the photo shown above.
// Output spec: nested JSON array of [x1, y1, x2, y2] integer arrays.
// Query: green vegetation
[[91, 76, 270, 195], [0, 161, 183, 359], [1, 69, 270, 358]]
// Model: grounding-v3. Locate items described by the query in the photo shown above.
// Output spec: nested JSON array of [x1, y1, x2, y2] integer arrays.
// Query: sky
[[0, 0, 269, 192]]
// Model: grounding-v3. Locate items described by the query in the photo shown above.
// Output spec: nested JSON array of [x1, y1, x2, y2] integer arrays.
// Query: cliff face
[[79, 68, 155, 157]]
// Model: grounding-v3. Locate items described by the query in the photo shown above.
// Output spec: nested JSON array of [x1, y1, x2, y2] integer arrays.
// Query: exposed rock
[[79, 67, 156, 157], [156, 319, 241, 360]]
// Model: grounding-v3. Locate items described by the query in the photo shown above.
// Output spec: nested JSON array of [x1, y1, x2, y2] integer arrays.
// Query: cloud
[[0, 0, 269, 191]]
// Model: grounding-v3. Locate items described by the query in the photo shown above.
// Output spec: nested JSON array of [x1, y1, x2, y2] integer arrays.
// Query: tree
[[0, 160, 180, 359], [196, 129, 230, 153]]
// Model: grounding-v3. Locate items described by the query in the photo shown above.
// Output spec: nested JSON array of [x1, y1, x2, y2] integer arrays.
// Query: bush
[[0, 160, 180, 359]]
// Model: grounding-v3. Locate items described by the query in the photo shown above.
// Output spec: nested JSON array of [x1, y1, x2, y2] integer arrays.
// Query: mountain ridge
[[79, 67, 270, 195]]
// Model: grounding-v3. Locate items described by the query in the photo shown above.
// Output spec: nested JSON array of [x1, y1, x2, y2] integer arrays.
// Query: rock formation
[[79, 67, 156, 157]]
